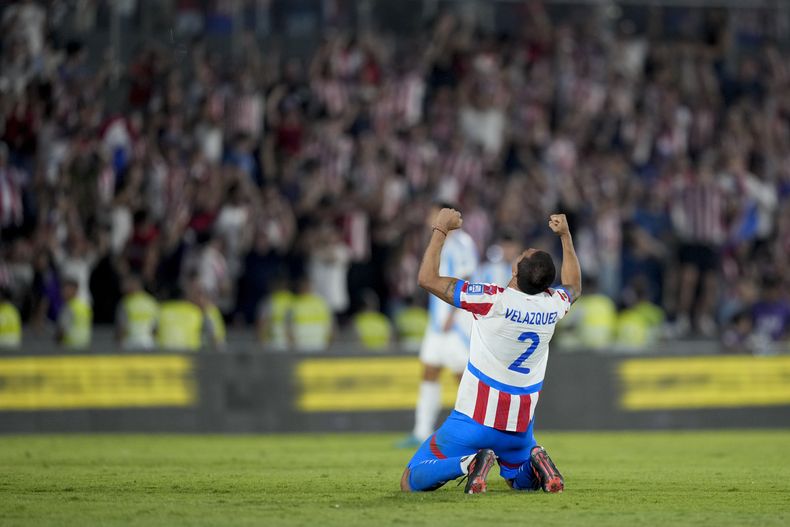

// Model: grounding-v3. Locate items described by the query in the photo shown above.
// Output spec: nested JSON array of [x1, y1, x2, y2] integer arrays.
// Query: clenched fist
[[548, 214, 570, 236], [434, 208, 463, 233]]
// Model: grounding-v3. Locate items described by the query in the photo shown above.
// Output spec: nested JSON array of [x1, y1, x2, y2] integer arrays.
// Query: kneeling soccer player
[[400, 209, 581, 494]]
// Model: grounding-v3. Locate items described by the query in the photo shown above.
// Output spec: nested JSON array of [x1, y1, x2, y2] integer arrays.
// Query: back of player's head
[[516, 251, 556, 295]]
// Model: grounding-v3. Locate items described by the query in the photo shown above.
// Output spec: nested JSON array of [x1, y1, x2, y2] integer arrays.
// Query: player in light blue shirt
[[401, 202, 479, 446]]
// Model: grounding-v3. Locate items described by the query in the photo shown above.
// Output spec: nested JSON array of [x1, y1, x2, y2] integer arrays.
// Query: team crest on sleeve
[[467, 283, 485, 295]]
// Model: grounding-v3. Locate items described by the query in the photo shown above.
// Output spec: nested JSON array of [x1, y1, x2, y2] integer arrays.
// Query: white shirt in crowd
[[309, 242, 351, 313]]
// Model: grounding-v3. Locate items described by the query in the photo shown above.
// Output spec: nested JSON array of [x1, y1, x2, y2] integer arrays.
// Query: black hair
[[516, 251, 556, 295]]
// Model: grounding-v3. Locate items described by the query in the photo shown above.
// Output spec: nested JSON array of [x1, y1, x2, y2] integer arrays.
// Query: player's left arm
[[418, 208, 463, 306]]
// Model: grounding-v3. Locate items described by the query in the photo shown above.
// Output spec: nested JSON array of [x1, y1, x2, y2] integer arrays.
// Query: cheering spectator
[[0, 0, 788, 351]]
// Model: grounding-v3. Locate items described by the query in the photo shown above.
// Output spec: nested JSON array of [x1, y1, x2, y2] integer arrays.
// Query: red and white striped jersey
[[670, 174, 728, 245], [451, 282, 572, 432], [0, 167, 24, 228]]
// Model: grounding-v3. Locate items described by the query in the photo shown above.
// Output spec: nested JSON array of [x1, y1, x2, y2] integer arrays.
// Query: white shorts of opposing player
[[412, 327, 470, 442], [419, 329, 470, 374]]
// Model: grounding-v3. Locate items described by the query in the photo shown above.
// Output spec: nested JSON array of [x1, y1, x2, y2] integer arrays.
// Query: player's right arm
[[548, 214, 582, 304], [417, 208, 463, 306]]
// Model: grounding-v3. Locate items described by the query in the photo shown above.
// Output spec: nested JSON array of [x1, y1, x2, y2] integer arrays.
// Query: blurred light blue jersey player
[[407, 203, 478, 445], [423, 229, 478, 366]]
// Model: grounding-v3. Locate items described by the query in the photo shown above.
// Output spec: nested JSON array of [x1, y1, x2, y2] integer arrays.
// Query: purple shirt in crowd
[[752, 301, 790, 341]]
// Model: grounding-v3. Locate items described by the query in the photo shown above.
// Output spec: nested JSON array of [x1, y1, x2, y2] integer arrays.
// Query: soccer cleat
[[530, 446, 564, 493], [526, 464, 542, 491], [463, 449, 497, 494]]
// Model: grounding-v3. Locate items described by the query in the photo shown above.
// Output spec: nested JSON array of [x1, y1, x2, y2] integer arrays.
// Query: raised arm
[[417, 208, 463, 305], [548, 214, 582, 304]]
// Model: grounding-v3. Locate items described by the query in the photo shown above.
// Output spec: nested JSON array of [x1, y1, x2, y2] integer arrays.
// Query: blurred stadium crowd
[[0, 0, 789, 353]]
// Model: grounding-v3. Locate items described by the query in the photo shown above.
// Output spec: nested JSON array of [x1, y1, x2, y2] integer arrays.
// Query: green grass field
[[1, 431, 788, 526]]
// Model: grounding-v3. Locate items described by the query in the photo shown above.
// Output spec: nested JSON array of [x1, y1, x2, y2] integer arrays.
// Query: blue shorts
[[407, 410, 537, 480]]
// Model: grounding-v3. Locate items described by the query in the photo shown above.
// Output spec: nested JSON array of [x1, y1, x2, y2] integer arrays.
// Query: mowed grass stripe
[[0, 431, 788, 526]]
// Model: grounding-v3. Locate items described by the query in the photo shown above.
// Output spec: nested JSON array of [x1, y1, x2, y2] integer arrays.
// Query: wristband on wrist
[[432, 226, 448, 237]]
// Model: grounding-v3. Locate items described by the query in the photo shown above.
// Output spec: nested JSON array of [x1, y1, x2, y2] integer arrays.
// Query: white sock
[[460, 454, 474, 475], [413, 380, 441, 441]]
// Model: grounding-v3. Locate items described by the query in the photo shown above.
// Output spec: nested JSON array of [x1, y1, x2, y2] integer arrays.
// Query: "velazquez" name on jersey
[[504, 309, 558, 325]]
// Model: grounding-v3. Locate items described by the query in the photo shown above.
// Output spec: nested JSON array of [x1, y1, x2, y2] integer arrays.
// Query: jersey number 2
[[508, 331, 540, 374]]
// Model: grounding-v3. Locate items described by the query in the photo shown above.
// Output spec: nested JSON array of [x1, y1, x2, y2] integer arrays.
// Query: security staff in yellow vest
[[116, 274, 159, 350], [353, 289, 392, 351], [395, 298, 429, 353], [633, 300, 665, 332], [291, 276, 332, 352], [615, 301, 665, 352], [57, 277, 92, 350], [0, 288, 22, 349], [614, 308, 650, 351], [555, 277, 616, 350], [156, 277, 216, 351], [257, 279, 294, 352]]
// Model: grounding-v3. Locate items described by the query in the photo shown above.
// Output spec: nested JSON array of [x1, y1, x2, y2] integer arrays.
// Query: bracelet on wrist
[[432, 226, 448, 237]]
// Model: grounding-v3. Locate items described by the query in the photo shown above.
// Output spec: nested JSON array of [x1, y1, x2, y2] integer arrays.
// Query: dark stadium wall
[[1, 351, 788, 433]]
